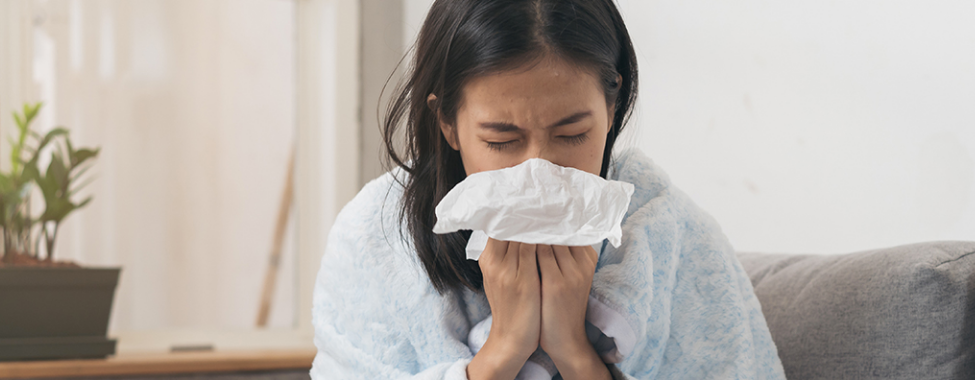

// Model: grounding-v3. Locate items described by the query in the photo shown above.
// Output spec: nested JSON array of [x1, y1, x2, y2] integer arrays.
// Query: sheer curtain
[[15, 0, 299, 333]]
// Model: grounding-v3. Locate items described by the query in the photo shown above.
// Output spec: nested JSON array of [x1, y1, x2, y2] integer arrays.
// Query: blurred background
[[1, 0, 973, 354], [0, 0, 359, 353]]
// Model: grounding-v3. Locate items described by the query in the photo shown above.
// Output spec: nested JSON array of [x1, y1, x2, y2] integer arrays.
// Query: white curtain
[[15, 0, 298, 332]]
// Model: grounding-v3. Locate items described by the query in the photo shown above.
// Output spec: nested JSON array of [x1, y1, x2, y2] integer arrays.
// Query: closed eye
[[486, 140, 517, 151], [560, 133, 589, 145]]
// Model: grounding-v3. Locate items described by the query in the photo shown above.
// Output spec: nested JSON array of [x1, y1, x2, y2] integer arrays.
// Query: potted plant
[[0, 103, 119, 361]]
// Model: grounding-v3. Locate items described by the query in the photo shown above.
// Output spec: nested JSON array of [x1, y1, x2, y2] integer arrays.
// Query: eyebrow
[[478, 111, 592, 132]]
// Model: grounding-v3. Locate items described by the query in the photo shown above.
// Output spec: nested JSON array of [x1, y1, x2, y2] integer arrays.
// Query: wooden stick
[[256, 149, 295, 328]]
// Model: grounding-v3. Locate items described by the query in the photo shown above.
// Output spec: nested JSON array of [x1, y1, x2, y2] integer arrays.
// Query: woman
[[311, 0, 786, 379]]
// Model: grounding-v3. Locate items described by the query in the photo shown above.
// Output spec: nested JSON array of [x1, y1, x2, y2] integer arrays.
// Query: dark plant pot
[[0, 266, 120, 361]]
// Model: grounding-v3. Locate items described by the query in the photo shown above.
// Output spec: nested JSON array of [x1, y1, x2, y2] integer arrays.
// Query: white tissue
[[432, 158, 635, 260]]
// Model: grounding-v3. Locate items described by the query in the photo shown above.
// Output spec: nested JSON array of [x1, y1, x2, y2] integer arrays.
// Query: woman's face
[[439, 56, 614, 176]]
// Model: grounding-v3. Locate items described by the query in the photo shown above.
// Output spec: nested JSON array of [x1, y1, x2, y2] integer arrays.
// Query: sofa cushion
[[738, 241, 975, 380]]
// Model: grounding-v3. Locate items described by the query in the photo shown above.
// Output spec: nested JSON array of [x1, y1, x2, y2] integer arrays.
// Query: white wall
[[400, 0, 975, 254], [616, 0, 975, 253]]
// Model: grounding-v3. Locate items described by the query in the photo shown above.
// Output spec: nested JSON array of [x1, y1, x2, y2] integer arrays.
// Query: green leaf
[[69, 175, 97, 197], [24, 102, 42, 123], [34, 166, 57, 201], [55, 138, 65, 158], [70, 162, 95, 183], [46, 155, 69, 193], [71, 148, 100, 168], [3, 102, 101, 257], [24, 128, 69, 167], [77, 196, 93, 209], [30, 128, 69, 154], [22, 162, 41, 183], [39, 197, 75, 222], [40, 128, 69, 145]]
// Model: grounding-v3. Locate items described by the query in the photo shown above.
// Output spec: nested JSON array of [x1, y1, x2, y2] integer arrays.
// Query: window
[[0, 0, 360, 352]]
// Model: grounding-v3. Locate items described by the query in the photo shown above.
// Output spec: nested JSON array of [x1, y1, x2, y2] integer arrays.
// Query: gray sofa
[[739, 241, 975, 380]]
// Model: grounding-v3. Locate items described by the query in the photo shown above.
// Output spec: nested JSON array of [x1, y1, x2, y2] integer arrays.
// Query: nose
[[524, 141, 561, 166]]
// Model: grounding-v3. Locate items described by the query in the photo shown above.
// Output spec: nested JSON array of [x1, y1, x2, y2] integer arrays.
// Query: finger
[[517, 243, 536, 273], [586, 245, 599, 268], [503, 241, 521, 272], [552, 245, 573, 274], [536, 244, 560, 281], [571, 245, 598, 270], [569, 246, 596, 275], [521, 244, 539, 281]]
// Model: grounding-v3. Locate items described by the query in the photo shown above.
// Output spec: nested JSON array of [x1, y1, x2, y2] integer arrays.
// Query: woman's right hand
[[467, 239, 541, 380]]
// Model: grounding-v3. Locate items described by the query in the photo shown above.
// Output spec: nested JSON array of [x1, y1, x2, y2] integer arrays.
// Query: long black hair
[[382, 0, 638, 294]]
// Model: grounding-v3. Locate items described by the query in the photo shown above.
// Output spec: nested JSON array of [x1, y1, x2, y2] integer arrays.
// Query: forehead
[[457, 57, 604, 121]]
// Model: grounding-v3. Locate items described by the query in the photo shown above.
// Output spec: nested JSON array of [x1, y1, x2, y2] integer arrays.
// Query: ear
[[429, 94, 460, 151]]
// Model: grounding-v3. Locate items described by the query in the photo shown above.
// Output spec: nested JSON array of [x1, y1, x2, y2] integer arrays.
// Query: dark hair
[[382, 0, 638, 294]]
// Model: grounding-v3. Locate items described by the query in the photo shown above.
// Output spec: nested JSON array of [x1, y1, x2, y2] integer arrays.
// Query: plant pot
[[0, 266, 120, 361]]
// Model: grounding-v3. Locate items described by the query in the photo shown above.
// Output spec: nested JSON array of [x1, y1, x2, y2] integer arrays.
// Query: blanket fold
[[311, 148, 786, 380]]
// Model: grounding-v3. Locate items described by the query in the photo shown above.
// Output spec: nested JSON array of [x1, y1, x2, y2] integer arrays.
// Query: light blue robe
[[311, 148, 786, 379]]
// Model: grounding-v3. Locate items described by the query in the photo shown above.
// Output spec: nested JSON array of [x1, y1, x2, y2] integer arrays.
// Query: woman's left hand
[[537, 244, 611, 380]]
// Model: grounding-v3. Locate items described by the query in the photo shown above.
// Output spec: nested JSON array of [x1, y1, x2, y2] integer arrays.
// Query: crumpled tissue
[[432, 158, 635, 260]]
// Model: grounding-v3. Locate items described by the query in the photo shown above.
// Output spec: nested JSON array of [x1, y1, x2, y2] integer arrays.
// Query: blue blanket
[[311, 148, 786, 379]]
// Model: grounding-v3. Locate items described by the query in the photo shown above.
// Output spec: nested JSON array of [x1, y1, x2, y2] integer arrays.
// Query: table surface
[[0, 349, 316, 379]]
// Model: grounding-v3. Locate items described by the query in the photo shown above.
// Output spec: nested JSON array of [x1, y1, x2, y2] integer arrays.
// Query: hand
[[467, 239, 541, 380], [537, 245, 596, 357], [538, 245, 610, 380]]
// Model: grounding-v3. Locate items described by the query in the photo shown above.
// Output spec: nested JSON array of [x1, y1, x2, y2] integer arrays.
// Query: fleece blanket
[[311, 148, 786, 379]]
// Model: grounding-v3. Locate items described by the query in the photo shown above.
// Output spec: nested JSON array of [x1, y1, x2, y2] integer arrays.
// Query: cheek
[[455, 129, 500, 175], [569, 131, 607, 176], [459, 149, 516, 175]]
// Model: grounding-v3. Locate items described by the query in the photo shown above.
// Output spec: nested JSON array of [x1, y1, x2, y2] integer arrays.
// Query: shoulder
[[315, 168, 431, 306], [610, 148, 673, 215], [325, 169, 420, 261], [332, 169, 407, 238], [312, 169, 475, 376], [611, 148, 732, 259], [313, 167, 452, 332]]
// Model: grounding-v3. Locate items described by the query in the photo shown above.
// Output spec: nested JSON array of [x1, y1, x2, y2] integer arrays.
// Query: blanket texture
[[311, 148, 786, 379]]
